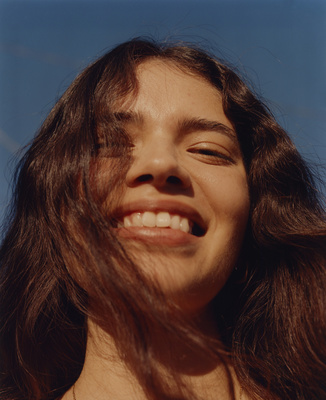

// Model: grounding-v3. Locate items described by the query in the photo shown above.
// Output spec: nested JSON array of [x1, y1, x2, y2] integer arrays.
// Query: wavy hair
[[0, 39, 325, 400]]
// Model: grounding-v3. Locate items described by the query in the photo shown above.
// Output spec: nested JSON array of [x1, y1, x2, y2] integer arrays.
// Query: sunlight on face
[[109, 60, 250, 314]]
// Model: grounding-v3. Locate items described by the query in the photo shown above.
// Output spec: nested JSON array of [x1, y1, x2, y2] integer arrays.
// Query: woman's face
[[106, 60, 249, 313]]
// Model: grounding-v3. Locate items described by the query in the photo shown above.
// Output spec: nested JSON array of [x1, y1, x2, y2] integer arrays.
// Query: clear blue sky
[[0, 0, 325, 222]]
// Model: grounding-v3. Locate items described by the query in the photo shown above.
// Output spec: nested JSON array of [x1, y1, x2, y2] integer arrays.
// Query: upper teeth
[[120, 212, 191, 233]]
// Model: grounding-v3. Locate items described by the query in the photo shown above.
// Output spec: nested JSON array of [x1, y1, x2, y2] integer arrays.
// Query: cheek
[[198, 168, 250, 224]]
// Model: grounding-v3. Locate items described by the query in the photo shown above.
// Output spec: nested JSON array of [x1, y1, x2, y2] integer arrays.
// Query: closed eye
[[188, 147, 234, 165]]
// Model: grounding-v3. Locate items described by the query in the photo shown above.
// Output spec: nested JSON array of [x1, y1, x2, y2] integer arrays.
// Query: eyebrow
[[178, 117, 237, 143], [112, 112, 237, 143]]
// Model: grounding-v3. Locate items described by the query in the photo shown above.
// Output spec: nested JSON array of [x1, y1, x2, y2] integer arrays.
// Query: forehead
[[114, 59, 232, 133], [113, 59, 221, 108], [135, 58, 220, 98], [115, 59, 225, 113]]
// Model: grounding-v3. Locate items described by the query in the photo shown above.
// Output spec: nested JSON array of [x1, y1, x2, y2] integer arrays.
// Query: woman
[[0, 39, 325, 400]]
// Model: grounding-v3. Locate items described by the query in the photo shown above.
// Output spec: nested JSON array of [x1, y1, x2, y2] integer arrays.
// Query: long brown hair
[[1, 39, 325, 400]]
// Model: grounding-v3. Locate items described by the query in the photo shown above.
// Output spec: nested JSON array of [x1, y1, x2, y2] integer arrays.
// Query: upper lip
[[112, 199, 207, 234]]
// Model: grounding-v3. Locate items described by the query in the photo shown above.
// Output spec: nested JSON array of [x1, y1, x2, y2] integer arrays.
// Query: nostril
[[136, 174, 153, 183], [167, 176, 183, 185], [129, 172, 189, 188]]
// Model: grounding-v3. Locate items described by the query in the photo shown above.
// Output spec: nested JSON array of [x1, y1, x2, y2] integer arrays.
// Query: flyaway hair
[[0, 39, 325, 400]]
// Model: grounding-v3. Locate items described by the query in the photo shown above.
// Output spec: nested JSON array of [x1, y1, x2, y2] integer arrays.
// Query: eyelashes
[[187, 147, 235, 165]]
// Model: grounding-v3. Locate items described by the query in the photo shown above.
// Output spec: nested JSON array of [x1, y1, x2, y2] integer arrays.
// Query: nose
[[125, 139, 191, 189]]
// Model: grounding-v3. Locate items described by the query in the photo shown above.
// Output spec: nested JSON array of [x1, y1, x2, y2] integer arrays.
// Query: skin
[[63, 60, 250, 400], [111, 59, 250, 314]]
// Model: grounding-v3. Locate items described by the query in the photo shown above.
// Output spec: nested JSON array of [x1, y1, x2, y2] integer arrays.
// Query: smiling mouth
[[116, 211, 205, 237]]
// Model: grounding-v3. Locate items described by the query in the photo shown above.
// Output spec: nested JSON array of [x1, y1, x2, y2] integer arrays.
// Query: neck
[[64, 310, 243, 400]]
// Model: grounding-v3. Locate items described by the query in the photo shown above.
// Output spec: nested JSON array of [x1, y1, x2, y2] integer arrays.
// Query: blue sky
[[0, 0, 325, 221]]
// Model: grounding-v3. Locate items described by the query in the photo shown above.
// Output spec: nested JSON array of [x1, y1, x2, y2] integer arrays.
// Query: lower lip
[[115, 227, 200, 246]]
